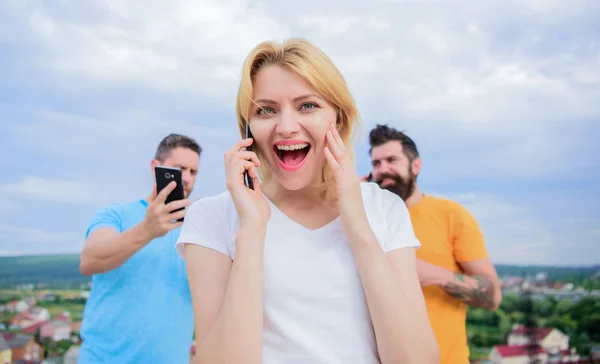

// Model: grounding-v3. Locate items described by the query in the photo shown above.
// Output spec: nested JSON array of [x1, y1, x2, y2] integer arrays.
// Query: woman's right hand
[[224, 137, 271, 230]]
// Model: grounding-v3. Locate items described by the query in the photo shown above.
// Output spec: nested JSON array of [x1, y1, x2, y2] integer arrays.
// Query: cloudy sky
[[0, 0, 598, 265]]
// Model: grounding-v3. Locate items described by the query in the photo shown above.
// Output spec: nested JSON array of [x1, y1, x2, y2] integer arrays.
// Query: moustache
[[374, 172, 415, 201], [375, 173, 404, 185]]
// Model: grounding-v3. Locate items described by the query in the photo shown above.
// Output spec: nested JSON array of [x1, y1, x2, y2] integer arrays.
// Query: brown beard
[[375, 171, 416, 201]]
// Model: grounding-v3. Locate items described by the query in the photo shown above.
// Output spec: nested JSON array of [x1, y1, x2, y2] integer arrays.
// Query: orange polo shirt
[[408, 195, 489, 364]]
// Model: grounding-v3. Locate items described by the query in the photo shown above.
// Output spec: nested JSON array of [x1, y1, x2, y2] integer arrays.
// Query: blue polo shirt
[[78, 199, 194, 364]]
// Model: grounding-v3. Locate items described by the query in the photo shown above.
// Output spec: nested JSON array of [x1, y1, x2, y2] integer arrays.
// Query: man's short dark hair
[[368, 124, 419, 161], [154, 133, 202, 162]]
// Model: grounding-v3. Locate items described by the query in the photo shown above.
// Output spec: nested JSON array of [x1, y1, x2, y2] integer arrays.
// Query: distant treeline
[[495, 264, 599, 288], [0, 254, 598, 288], [0, 254, 90, 288]]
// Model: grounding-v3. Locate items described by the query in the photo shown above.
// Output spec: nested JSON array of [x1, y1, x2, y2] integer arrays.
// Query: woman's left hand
[[324, 122, 371, 238]]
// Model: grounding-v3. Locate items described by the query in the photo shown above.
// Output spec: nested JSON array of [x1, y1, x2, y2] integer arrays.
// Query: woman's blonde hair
[[235, 38, 360, 200]]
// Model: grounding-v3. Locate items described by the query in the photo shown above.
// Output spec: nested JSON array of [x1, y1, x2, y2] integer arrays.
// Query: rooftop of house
[[21, 320, 49, 334], [495, 344, 546, 358], [54, 313, 71, 322], [1, 333, 34, 349]]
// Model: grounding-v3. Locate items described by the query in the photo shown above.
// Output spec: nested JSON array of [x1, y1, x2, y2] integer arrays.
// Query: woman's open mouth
[[273, 140, 311, 171]]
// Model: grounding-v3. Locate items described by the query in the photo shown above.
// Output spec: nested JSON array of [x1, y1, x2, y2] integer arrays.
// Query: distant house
[[5, 299, 33, 313], [21, 320, 49, 336], [5, 301, 19, 313], [508, 326, 569, 354], [54, 311, 72, 323], [501, 277, 524, 289], [489, 344, 548, 363], [38, 293, 59, 302], [40, 320, 72, 341], [0, 333, 42, 363], [12, 307, 51, 328], [14, 300, 30, 313], [10, 313, 33, 328], [490, 326, 580, 363], [0, 335, 12, 364], [28, 307, 50, 322]]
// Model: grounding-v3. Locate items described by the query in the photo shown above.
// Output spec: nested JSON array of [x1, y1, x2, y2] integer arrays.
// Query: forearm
[[195, 228, 265, 364], [439, 271, 500, 310], [80, 224, 152, 275], [350, 234, 438, 364]]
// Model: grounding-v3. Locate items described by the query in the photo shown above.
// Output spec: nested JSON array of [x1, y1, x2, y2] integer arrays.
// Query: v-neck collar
[[263, 193, 341, 233]]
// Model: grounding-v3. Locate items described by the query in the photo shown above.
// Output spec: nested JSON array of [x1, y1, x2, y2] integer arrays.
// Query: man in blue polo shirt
[[78, 134, 202, 363]]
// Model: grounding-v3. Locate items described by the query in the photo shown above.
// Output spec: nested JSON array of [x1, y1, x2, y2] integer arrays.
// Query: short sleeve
[[85, 204, 123, 238], [452, 203, 488, 262], [379, 189, 421, 253], [175, 193, 233, 259]]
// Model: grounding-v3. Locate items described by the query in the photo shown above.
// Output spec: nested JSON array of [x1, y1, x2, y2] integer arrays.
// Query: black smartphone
[[155, 166, 185, 222], [244, 123, 254, 190], [367, 172, 373, 182]]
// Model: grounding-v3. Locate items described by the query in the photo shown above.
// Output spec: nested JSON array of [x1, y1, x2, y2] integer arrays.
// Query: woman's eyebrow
[[254, 93, 322, 105]]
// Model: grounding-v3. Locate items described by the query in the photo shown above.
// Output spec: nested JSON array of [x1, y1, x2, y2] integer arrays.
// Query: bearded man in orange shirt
[[365, 124, 502, 364]]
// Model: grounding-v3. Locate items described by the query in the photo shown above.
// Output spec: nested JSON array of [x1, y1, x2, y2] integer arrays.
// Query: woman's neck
[[262, 179, 334, 212], [261, 178, 340, 231]]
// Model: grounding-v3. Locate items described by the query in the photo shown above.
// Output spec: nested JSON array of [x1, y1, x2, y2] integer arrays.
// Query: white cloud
[[434, 192, 600, 266], [0, 225, 79, 244], [4, 105, 237, 164], [6, 0, 598, 125], [1, 177, 104, 206], [10, 0, 289, 103], [0, 192, 19, 215], [450, 193, 525, 221], [3, 0, 596, 182], [0, 1, 598, 263], [0, 225, 82, 256]]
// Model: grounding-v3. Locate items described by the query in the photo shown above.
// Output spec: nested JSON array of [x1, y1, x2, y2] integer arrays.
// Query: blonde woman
[[176, 38, 439, 364]]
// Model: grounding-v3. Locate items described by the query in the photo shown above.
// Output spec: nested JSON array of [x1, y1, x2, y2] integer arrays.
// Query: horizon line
[[0, 252, 598, 269]]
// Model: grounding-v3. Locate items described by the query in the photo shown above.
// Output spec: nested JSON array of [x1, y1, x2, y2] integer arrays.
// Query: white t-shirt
[[175, 182, 420, 364]]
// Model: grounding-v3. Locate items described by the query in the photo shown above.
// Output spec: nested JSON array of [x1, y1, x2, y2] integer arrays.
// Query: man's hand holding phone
[[142, 181, 191, 239]]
